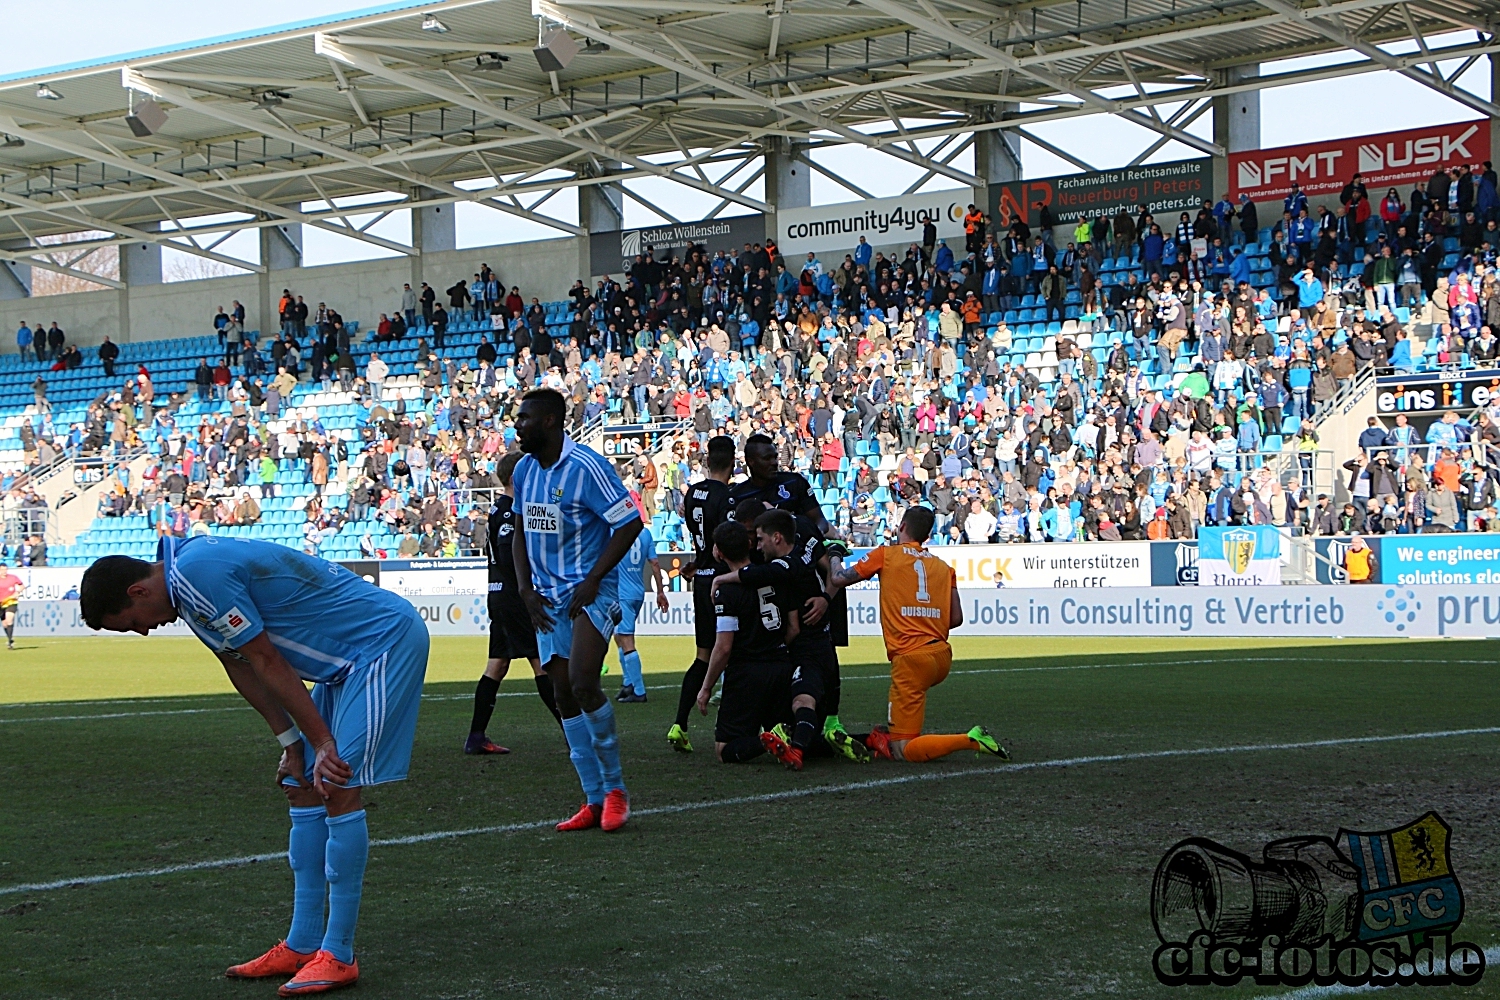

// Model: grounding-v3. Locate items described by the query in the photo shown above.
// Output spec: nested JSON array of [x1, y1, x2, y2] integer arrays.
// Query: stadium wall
[[15, 583, 1500, 640], [0, 235, 582, 351]]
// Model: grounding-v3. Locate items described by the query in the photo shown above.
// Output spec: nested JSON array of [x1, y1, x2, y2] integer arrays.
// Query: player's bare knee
[[482, 658, 510, 681], [323, 785, 363, 817], [792, 694, 816, 711], [714, 742, 726, 763], [283, 783, 322, 808], [570, 678, 604, 711]]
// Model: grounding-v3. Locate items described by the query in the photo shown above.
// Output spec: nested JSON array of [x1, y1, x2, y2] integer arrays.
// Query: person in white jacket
[[366, 353, 389, 402]]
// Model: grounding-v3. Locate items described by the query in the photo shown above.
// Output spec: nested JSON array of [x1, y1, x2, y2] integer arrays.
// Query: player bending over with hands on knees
[[697, 520, 800, 763], [822, 506, 1009, 763], [80, 537, 430, 995]]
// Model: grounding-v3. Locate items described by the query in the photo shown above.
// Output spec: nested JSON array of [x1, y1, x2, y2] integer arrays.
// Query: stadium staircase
[[41, 304, 578, 567]]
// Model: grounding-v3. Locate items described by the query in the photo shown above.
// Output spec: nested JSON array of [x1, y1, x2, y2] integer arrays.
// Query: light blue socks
[[286, 806, 329, 955], [583, 701, 625, 792], [321, 810, 368, 964], [561, 714, 605, 805], [620, 650, 645, 696]]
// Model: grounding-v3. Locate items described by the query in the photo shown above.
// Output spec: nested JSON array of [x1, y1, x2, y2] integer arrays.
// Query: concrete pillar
[[263, 223, 303, 271], [764, 136, 811, 247], [1212, 65, 1261, 202], [0, 260, 31, 299], [974, 106, 1023, 235], [410, 198, 455, 286], [117, 223, 162, 343], [119, 231, 162, 286], [579, 167, 624, 234], [259, 223, 302, 340]]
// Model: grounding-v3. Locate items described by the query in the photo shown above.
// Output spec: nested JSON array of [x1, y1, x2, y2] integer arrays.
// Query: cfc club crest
[[1151, 812, 1482, 988], [1225, 527, 1256, 575]]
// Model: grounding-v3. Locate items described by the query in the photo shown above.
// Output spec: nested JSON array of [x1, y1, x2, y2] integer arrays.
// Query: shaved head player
[[512, 388, 643, 832], [824, 506, 1009, 762]]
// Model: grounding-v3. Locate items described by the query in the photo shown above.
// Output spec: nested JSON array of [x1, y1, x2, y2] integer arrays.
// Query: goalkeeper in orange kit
[[822, 507, 1009, 762]]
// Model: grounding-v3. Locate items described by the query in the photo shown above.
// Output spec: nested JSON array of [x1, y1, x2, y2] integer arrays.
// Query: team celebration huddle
[[76, 388, 1006, 995]]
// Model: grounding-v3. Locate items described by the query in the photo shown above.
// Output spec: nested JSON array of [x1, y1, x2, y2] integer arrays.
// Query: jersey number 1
[[913, 559, 930, 603]]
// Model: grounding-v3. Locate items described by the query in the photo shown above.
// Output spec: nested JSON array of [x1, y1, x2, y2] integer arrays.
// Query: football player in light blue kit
[[511, 389, 643, 833], [79, 537, 428, 996], [611, 519, 670, 703]]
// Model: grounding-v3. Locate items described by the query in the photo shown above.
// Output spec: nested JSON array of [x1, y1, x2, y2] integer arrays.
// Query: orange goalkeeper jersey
[[849, 543, 953, 658]]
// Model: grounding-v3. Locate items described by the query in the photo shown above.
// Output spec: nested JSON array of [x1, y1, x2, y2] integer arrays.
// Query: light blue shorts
[[537, 579, 621, 664], [615, 596, 644, 637], [294, 617, 430, 789]]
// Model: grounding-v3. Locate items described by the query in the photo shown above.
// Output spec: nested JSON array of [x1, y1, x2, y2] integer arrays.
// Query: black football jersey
[[683, 478, 732, 572], [727, 470, 819, 521], [737, 534, 829, 636], [486, 494, 520, 588], [715, 581, 791, 667]]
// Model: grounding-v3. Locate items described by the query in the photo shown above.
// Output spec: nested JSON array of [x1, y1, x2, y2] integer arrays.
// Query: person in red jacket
[[818, 431, 845, 490]]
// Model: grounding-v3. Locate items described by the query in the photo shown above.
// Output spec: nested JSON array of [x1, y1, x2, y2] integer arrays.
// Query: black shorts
[[714, 657, 792, 744], [827, 588, 850, 647], [488, 590, 538, 661], [789, 632, 840, 713], [693, 573, 718, 651]]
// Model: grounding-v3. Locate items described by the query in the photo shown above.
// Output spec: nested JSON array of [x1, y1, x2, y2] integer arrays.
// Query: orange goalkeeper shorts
[[887, 640, 952, 740]]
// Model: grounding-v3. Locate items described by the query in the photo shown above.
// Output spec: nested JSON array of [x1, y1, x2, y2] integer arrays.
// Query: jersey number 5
[[756, 586, 782, 630]]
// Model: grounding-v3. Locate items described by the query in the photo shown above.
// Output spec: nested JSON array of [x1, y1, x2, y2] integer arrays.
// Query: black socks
[[534, 673, 563, 729], [791, 706, 818, 752], [676, 658, 708, 728], [720, 736, 765, 763], [470, 675, 500, 735]]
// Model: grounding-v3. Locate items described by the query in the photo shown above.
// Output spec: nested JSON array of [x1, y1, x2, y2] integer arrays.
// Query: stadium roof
[[1, 0, 1497, 281]]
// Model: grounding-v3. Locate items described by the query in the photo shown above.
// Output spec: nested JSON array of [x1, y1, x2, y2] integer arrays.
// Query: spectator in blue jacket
[[934, 240, 955, 274], [15, 322, 31, 363], [853, 236, 872, 268], [1229, 247, 1252, 286], [1295, 266, 1325, 309], [1236, 410, 1263, 468], [1357, 416, 1392, 456], [1284, 182, 1308, 219]]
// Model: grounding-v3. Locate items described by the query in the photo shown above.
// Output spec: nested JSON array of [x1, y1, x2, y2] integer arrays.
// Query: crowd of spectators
[[32, 158, 1500, 563]]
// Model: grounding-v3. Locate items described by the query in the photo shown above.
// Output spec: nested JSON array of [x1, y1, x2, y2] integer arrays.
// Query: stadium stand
[[18, 167, 1500, 570]]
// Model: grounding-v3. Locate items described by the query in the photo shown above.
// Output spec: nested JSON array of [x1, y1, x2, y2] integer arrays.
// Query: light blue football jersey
[[512, 436, 638, 603], [615, 526, 658, 603], [161, 535, 420, 684]]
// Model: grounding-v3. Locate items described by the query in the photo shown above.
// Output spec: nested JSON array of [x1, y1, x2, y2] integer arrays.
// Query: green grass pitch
[[1, 634, 1498, 999]]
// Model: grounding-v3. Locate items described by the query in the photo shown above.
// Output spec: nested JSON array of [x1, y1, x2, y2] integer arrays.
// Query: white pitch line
[[0, 655, 1479, 720], [0, 706, 247, 724], [3, 725, 1497, 897]]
